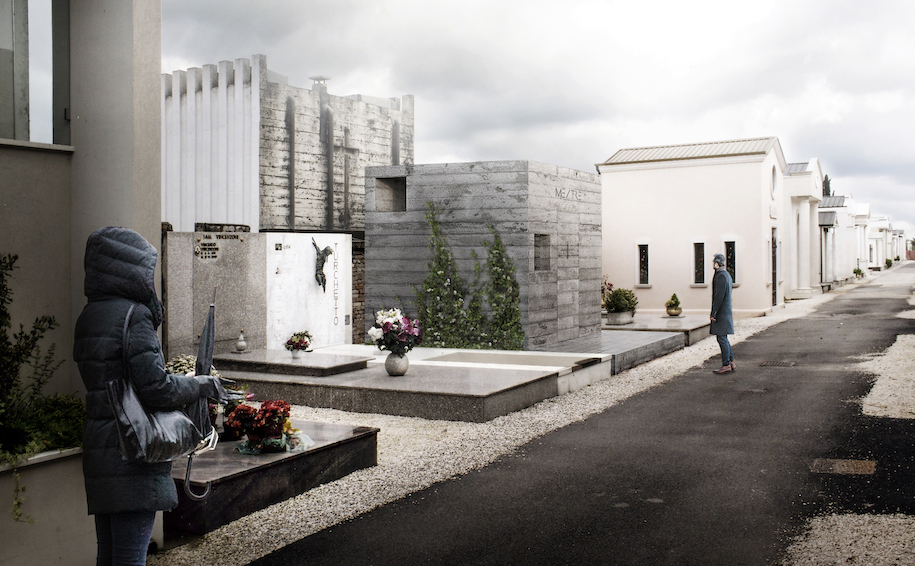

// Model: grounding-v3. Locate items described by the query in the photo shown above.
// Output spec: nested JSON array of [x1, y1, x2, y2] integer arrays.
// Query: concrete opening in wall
[[375, 177, 407, 212], [534, 234, 551, 271]]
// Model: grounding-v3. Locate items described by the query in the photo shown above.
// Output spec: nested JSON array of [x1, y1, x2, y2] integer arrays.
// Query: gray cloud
[[159, 0, 915, 235]]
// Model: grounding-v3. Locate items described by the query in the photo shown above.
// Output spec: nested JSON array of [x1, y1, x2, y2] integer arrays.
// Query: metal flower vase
[[385, 352, 409, 376]]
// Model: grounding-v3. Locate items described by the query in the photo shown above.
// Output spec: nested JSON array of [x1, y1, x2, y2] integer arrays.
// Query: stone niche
[[364, 161, 601, 348], [162, 231, 352, 359]]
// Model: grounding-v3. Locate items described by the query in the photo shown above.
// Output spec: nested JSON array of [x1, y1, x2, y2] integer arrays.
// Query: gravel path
[[148, 273, 913, 566]]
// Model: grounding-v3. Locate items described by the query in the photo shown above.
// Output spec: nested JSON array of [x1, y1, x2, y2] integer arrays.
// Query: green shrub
[[480, 225, 524, 350], [886, 258, 893, 269], [414, 203, 475, 348], [28, 394, 86, 451], [605, 288, 638, 313], [1, 253, 77, 522], [414, 203, 524, 349]]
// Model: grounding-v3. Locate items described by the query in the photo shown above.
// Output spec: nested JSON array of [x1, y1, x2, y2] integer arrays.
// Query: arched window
[[770, 166, 777, 199]]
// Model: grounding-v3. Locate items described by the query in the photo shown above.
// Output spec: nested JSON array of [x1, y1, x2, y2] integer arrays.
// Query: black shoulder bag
[[106, 304, 214, 464]]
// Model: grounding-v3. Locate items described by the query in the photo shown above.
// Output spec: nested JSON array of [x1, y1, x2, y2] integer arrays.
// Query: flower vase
[[245, 432, 262, 445], [291, 349, 302, 359], [605, 311, 634, 325], [385, 352, 409, 376]]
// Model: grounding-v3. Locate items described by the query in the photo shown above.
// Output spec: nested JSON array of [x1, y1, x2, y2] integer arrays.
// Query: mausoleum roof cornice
[[598, 136, 784, 168]]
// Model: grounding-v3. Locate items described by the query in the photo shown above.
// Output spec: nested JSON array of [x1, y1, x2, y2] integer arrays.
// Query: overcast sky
[[31, 0, 914, 235]]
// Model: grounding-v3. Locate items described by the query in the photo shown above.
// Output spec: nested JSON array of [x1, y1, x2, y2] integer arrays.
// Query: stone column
[[797, 199, 811, 293], [69, 0, 162, 369]]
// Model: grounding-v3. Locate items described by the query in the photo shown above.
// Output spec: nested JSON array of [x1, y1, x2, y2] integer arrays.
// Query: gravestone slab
[[166, 420, 378, 534], [214, 349, 372, 377]]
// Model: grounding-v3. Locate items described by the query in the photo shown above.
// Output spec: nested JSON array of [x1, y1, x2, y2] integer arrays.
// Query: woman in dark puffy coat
[[74, 227, 224, 566]]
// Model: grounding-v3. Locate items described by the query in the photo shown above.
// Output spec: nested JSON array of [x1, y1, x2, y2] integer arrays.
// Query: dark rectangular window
[[694, 243, 705, 284], [725, 241, 736, 283], [638, 244, 649, 285], [534, 234, 550, 271]]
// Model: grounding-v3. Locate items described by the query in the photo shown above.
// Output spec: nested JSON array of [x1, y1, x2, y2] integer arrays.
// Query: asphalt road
[[251, 265, 915, 566]]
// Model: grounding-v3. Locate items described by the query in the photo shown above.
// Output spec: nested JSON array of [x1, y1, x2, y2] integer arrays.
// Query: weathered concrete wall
[[162, 231, 352, 360], [0, 142, 73, 394], [364, 161, 601, 349], [163, 55, 414, 234], [259, 79, 414, 232], [527, 162, 602, 345], [0, 452, 95, 566]]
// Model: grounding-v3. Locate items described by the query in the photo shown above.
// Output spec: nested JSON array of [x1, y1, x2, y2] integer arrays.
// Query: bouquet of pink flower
[[367, 308, 422, 357]]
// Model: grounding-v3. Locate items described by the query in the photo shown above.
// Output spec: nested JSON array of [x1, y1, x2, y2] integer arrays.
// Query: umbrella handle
[[183, 454, 212, 501]]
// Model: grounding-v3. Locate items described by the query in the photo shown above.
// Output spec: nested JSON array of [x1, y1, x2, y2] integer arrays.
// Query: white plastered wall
[[600, 153, 779, 318], [265, 233, 353, 349]]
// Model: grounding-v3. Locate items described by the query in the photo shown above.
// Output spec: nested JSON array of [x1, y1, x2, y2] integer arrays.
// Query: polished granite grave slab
[[423, 351, 603, 371], [219, 333, 685, 422], [213, 349, 373, 377], [603, 313, 710, 345], [221, 361, 564, 423], [529, 330, 685, 373], [165, 420, 378, 534]]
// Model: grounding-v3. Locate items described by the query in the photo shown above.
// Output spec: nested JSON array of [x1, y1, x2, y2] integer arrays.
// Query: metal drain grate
[[759, 361, 797, 367], [809, 458, 876, 475]]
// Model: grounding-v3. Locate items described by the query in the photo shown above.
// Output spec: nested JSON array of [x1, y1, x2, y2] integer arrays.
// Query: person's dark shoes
[[729, 361, 736, 371], [713, 365, 732, 374]]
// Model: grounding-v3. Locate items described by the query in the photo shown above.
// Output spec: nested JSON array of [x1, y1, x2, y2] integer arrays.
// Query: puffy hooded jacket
[[74, 227, 202, 514]]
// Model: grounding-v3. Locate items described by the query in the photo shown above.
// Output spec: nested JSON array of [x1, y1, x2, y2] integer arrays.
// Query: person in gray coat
[[74, 227, 227, 566], [710, 253, 735, 374]]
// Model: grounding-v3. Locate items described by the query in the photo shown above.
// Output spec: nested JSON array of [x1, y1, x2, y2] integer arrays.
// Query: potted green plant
[[665, 293, 682, 317], [604, 288, 638, 325], [1, 254, 86, 523], [600, 276, 613, 314]]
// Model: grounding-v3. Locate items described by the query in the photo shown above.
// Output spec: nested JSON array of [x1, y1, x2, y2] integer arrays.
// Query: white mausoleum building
[[818, 195, 863, 286], [866, 216, 906, 269], [597, 137, 823, 318]]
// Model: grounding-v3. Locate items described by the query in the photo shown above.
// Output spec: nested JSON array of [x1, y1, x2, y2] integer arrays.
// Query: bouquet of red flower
[[224, 403, 257, 439], [225, 400, 308, 454], [251, 400, 290, 439]]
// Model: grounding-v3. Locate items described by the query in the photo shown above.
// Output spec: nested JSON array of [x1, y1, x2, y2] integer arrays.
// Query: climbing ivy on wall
[[414, 203, 473, 347], [480, 225, 524, 349], [414, 203, 524, 349]]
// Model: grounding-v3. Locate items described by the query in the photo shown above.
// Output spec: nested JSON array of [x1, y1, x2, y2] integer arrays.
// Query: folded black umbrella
[[185, 288, 219, 501]]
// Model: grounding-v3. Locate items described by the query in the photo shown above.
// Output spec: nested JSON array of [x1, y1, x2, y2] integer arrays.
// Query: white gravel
[[147, 272, 913, 566]]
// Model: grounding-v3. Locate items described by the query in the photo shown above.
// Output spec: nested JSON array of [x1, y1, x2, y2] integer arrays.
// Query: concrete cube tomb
[[364, 161, 601, 348]]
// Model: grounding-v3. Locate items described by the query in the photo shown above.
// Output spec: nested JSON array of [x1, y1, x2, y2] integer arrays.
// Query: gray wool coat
[[73, 227, 202, 515], [709, 266, 734, 336]]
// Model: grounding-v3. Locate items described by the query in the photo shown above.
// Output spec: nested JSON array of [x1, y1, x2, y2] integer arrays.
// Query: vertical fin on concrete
[[285, 95, 296, 230]]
